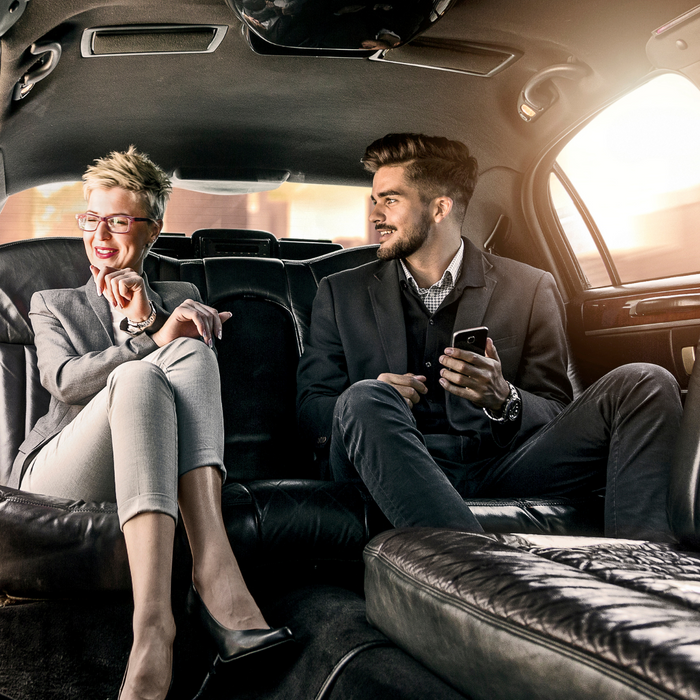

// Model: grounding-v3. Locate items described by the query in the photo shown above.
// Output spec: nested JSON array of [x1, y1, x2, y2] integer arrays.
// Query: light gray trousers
[[21, 337, 225, 528]]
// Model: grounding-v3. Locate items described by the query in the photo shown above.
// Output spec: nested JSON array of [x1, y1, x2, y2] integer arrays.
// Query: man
[[296, 133, 682, 540]]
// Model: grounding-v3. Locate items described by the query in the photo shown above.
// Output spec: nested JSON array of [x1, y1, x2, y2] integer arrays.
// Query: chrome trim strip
[[585, 317, 700, 336]]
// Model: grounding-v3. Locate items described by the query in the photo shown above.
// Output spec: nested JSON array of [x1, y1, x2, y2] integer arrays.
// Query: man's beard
[[376, 212, 431, 261]]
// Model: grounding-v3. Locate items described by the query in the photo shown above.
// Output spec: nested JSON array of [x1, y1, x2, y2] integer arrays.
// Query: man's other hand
[[377, 372, 428, 408]]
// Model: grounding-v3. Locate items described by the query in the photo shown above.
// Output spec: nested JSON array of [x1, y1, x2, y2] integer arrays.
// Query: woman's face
[[82, 187, 161, 274]]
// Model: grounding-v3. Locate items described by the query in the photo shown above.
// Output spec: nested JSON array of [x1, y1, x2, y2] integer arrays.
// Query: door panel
[[567, 278, 700, 392]]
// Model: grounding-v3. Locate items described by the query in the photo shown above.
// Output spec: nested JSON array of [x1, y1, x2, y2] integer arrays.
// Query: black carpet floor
[[0, 584, 465, 700]]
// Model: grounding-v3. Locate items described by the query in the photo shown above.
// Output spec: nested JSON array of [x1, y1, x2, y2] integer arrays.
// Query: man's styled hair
[[362, 133, 478, 221], [83, 145, 172, 221]]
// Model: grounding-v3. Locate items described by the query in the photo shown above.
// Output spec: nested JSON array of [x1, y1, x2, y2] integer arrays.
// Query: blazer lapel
[[84, 273, 165, 344], [142, 273, 165, 311], [368, 261, 407, 374], [85, 278, 115, 342], [452, 239, 497, 334]]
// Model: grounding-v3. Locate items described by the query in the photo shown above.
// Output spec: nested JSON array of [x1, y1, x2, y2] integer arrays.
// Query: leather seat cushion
[[1, 479, 602, 597], [364, 528, 700, 700]]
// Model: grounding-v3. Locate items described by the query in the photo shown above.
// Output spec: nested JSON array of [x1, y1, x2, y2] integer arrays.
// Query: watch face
[[507, 398, 522, 421]]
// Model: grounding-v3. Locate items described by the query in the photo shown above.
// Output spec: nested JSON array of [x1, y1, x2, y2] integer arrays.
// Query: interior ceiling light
[[517, 62, 589, 123], [80, 25, 227, 57], [225, 0, 457, 52], [172, 168, 290, 195]]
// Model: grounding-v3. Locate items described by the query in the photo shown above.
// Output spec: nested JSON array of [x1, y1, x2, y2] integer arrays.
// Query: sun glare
[[557, 73, 700, 252]]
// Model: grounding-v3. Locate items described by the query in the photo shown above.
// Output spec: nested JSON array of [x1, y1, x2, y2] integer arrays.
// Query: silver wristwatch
[[483, 382, 521, 423], [124, 301, 157, 336]]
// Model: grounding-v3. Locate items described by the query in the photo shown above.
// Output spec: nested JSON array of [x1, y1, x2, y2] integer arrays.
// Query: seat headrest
[[192, 228, 279, 258], [0, 238, 179, 344], [0, 238, 90, 344]]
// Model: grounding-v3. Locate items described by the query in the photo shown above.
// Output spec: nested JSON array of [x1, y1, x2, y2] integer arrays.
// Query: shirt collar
[[400, 240, 464, 293]]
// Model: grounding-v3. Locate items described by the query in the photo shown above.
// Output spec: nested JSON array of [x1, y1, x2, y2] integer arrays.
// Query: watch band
[[483, 382, 521, 423], [124, 301, 156, 336]]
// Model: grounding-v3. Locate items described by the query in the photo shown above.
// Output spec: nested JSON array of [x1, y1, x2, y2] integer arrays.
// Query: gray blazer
[[10, 275, 201, 488], [296, 238, 573, 456]]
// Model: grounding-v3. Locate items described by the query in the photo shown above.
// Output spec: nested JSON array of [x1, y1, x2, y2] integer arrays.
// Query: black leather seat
[[0, 235, 604, 597], [0, 235, 691, 700]]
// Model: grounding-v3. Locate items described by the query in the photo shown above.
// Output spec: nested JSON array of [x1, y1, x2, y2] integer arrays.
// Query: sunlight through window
[[553, 73, 700, 285]]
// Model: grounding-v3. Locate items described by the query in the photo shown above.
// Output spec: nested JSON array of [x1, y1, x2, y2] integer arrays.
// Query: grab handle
[[632, 294, 700, 316], [13, 41, 62, 101]]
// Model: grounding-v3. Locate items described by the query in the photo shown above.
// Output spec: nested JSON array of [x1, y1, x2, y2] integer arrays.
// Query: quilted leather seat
[[0, 236, 603, 597], [1, 235, 696, 699], [365, 530, 700, 700]]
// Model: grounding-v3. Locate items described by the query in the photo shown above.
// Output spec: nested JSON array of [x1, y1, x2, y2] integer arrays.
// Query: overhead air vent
[[80, 25, 228, 57], [371, 38, 521, 77]]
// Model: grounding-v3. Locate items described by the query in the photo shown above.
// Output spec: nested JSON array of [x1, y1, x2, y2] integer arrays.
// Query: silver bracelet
[[125, 301, 156, 336]]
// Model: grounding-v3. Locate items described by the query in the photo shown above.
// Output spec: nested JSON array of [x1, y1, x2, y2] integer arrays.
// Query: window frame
[[549, 163, 620, 287], [525, 69, 700, 298]]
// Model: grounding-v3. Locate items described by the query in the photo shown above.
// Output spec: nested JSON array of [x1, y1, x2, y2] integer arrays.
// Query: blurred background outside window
[[0, 181, 376, 249], [551, 73, 700, 287]]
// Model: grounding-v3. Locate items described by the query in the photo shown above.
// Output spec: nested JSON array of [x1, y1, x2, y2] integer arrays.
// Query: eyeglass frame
[[75, 213, 156, 234]]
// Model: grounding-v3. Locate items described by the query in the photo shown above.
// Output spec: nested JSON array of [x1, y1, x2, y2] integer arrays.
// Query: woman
[[13, 146, 292, 700]]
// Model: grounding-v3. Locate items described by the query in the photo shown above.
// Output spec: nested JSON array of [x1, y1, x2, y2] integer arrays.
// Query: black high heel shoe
[[186, 585, 293, 698]]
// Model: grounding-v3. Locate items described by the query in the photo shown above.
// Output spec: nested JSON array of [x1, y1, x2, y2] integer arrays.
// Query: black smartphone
[[451, 326, 488, 356]]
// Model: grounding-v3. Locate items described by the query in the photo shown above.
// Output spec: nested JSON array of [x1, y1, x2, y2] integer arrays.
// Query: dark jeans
[[329, 363, 682, 540]]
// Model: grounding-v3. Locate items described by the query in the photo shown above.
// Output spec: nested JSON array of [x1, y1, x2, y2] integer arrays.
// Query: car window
[[0, 181, 374, 250], [550, 73, 700, 288]]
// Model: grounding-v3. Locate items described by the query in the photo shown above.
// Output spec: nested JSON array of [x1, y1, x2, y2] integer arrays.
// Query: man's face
[[369, 165, 433, 261]]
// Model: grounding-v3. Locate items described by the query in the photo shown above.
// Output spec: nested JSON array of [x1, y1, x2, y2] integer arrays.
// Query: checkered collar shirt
[[400, 241, 465, 315]]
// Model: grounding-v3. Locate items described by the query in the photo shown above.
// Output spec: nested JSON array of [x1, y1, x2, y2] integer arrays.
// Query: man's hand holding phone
[[439, 326, 510, 413], [377, 372, 428, 408]]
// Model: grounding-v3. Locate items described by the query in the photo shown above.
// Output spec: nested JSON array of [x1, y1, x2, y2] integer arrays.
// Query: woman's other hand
[[91, 265, 151, 321], [151, 300, 233, 348]]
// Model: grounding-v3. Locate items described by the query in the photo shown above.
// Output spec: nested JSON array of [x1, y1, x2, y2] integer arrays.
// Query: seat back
[[198, 246, 379, 481], [285, 244, 379, 349], [279, 238, 342, 260], [0, 238, 90, 485], [669, 337, 700, 545], [203, 256, 313, 480]]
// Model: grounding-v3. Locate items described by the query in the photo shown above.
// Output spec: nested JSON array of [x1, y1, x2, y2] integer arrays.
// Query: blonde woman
[[13, 147, 292, 700]]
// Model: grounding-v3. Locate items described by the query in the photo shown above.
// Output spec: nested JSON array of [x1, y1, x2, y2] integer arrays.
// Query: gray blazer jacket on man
[[296, 238, 573, 458], [10, 275, 200, 488]]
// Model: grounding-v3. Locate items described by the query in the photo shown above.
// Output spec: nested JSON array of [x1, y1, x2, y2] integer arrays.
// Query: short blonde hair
[[82, 145, 172, 220]]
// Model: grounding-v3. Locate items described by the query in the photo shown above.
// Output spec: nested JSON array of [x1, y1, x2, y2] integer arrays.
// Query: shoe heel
[[190, 655, 221, 700], [116, 663, 128, 700]]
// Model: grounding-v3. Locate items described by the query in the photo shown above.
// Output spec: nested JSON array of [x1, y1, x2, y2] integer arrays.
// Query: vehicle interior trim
[[370, 39, 522, 78], [80, 24, 229, 58], [584, 319, 700, 336]]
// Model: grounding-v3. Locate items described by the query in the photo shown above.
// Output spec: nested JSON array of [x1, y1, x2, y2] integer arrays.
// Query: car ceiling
[[0, 0, 697, 198]]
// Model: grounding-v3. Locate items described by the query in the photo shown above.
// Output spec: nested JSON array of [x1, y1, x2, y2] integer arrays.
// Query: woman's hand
[[151, 299, 233, 348], [91, 265, 151, 322]]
